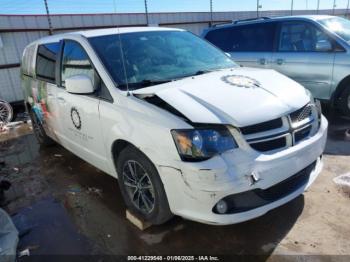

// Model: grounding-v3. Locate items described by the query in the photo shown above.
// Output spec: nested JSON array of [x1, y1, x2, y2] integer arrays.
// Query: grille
[[241, 118, 283, 135], [250, 137, 286, 152], [290, 104, 312, 123], [242, 104, 316, 153], [294, 125, 312, 144]]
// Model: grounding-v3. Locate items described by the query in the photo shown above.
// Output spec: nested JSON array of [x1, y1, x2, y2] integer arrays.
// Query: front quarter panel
[[99, 94, 191, 178]]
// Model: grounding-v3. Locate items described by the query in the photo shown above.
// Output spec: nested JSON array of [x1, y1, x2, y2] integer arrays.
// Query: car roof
[[33, 26, 184, 45]]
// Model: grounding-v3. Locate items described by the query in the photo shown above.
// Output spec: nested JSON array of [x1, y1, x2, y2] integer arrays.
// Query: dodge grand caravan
[[21, 27, 327, 225], [203, 15, 350, 117]]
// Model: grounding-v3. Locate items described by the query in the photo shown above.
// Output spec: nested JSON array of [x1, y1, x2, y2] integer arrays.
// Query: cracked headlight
[[171, 126, 238, 161]]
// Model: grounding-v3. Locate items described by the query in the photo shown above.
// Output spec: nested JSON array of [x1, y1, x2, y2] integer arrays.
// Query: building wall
[[0, 9, 348, 103]]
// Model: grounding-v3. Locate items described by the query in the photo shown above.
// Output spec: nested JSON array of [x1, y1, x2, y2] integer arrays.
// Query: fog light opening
[[216, 200, 228, 214]]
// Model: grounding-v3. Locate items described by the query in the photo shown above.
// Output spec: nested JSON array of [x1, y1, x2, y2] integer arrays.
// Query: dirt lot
[[0, 113, 349, 260]]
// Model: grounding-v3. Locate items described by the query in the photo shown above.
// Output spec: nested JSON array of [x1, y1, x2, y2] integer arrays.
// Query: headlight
[[171, 126, 238, 161], [306, 89, 322, 119]]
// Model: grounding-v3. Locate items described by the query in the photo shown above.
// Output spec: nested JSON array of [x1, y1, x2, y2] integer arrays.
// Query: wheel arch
[[332, 75, 350, 106], [111, 139, 160, 178]]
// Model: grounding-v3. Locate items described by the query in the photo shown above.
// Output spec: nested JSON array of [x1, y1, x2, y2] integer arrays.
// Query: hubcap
[[122, 160, 155, 214]]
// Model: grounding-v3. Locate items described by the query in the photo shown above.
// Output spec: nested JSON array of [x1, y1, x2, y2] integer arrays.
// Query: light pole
[[43, 0, 53, 35], [257, 0, 260, 18], [291, 0, 294, 15], [144, 0, 149, 25], [333, 0, 336, 15], [317, 0, 320, 14], [210, 0, 213, 26], [347, 0, 350, 18]]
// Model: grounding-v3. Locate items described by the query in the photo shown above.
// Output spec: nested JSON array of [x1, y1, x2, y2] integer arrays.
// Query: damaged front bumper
[[159, 116, 328, 225]]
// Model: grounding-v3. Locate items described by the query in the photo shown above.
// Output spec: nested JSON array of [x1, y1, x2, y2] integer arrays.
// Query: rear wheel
[[339, 86, 350, 117], [117, 145, 173, 225], [28, 110, 55, 146]]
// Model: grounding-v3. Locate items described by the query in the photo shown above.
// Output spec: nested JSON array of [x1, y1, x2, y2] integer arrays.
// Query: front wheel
[[339, 86, 350, 117], [117, 145, 173, 225]]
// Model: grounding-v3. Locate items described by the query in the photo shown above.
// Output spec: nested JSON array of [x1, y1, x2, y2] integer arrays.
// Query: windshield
[[88, 30, 237, 90], [319, 17, 350, 42]]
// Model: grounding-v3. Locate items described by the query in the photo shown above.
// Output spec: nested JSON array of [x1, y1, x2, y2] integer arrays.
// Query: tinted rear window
[[205, 22, 276, 52], [36, 42, 60, 83]]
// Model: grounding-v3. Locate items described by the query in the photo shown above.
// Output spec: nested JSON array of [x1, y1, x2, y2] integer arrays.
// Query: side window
[[228, 23, 275, 52], [205, 27, 232, 52], [205, 23, 275, 52], [61, 40, 95, 86], [36, 42, 60, 83], [278, 21, 331, 52]]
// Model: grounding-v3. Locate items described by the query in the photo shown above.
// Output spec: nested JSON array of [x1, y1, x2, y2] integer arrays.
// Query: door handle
[[276, 58, 285, 65], [259, 58, 267, 65], [57, 97, 66, 103], [47, 93, 54, 97]]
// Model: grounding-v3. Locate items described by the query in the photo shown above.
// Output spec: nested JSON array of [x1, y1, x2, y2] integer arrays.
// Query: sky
[[0, 0, 349, 15]]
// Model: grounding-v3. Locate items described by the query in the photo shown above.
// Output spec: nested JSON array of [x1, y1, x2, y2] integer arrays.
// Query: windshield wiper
[[139, 79, 173, 87], [194, 70, 213, 75], [119, 79, 174, 90]]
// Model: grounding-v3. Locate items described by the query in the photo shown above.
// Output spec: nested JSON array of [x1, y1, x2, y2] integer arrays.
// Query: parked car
[[202, 15, 350, 117], [21, 27, 327, 225]]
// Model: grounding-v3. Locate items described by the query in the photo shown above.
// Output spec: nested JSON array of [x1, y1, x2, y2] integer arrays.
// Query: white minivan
[[21, 27, 328, 225]]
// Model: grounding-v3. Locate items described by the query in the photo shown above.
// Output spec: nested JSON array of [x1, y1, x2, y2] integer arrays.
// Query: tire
[[28, 109, 55, 147], [117, 145, 173, 225], [339, 86, 350, 117]]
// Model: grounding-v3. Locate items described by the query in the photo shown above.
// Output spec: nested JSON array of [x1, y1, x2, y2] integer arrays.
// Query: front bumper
[[159, 115, 328, 225]]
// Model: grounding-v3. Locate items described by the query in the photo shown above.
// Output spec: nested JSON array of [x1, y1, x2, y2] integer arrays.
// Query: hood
[[132, 68, 310, 127]]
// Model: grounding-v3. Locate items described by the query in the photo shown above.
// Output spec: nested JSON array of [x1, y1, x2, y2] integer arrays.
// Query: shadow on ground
[[323, 111, 350, 156]]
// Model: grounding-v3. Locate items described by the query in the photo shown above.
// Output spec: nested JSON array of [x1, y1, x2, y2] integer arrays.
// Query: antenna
[[43, 0, 53, 35], [113, 0, 130, 95]]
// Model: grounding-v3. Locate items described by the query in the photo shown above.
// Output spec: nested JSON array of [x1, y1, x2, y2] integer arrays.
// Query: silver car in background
[[202, 15, 350, 117]]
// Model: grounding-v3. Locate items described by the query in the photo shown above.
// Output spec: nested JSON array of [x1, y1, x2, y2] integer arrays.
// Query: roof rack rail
[[212, 21, 234, 27], [233, 17, 270, 24]]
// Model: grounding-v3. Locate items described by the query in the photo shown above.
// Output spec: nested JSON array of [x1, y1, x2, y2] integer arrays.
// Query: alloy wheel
[[122, 160, 155, 214], [31, 112, 45, 141]]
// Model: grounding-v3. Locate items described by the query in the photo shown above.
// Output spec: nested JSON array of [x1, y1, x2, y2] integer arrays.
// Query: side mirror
[[315, 40, 332, 52], [65, 75, 94, 94], [225, 52, 232, 58]]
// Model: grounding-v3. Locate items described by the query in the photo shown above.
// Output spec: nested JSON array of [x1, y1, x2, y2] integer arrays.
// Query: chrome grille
[[290, 104, 312, 123], [242, 104, 317, 153]]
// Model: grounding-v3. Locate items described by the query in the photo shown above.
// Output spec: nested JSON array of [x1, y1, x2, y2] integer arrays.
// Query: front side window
[[89, 30, 236, 90], [61, 40, 95, 86], [278, 21, 331, 52], [36, 42, 60, 83]]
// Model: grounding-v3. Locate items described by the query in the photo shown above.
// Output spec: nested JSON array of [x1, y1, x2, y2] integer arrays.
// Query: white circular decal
[[221, 75, 261, 89], [70, 107, 81, 130]]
